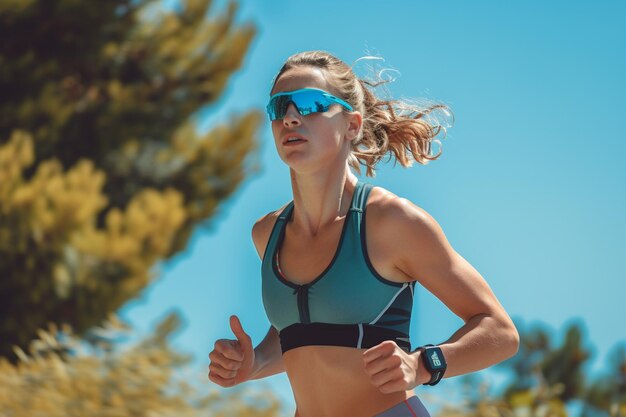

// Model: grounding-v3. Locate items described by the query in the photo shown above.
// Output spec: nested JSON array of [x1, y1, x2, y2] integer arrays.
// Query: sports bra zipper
[[293, 284, 311, 324]]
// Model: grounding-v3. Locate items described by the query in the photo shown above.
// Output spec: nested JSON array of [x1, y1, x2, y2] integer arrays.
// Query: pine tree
[[0, 0, 262, 360]]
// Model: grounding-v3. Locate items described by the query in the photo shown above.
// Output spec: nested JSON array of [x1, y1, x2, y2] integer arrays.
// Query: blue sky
[[121, 1, 626, 414]]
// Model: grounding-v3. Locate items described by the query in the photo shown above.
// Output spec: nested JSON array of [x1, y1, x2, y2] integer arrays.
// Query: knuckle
[[211, 375, 228, 386], [210, 363, 224, 375]]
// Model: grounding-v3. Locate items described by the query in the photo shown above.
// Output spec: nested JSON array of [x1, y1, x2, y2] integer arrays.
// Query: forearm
[[413, 313, 519, 383], [249, 326, 286, 381]]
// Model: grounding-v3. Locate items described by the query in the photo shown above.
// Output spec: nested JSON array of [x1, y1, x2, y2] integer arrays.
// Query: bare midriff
[[284, 345, 416, 417]]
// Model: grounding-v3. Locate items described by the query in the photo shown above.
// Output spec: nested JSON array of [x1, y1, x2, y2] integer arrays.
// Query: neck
[[289, 166, 358, 238]]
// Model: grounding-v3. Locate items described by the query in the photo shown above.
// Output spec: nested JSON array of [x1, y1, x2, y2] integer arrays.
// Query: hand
[[208, 315, 255, 387], [362, 340, 425, 393]]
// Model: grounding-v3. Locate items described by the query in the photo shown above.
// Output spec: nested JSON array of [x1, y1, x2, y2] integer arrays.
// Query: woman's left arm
[[394, 197, 519, 378], [362, 196, 519, 390]]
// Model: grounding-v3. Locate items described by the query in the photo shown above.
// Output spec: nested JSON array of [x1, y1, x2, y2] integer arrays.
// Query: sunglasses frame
[[266, 88, 354, 121]]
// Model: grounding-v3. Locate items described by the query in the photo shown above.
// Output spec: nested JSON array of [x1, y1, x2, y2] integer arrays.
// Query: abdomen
[[283, 345, 414, 417]]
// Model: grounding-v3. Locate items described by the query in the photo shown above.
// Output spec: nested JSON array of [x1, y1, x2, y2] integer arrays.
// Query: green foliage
[[0, 0, 262, 359], [436, 321, 625, 417], [0, 313, 283, 417], [583, 344, 626, 417], [502, 321, 591, 403], [436, 378, 569, 417]]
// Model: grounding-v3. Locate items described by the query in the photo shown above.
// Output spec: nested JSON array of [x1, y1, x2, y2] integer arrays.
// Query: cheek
[[322, 120, 348, 144], [313, 113, 343, 137], [317, 127, 346, 150]]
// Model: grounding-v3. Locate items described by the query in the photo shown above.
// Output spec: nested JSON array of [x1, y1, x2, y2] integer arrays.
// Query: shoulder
[[251, 202, 290, 260], [366, 184, 451, 265], [366, 185, 439, 233]]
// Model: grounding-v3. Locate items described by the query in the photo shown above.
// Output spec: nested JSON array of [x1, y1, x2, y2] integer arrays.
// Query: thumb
[[230, 315, 252, 348]]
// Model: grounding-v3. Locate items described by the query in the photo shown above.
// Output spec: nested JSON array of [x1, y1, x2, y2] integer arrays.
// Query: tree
[[583, 344, 626, 417], [0, 313, 283, 417], [502, 321, 590, 403], [0, 0, 262, 360], [435, 320, 626, 417]]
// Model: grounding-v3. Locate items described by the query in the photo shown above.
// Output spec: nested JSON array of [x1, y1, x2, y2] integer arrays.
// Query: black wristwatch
[[415, 344, 447, 386]]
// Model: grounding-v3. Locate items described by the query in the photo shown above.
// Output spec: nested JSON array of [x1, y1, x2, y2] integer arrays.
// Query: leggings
[[374, 395, 431, 417]]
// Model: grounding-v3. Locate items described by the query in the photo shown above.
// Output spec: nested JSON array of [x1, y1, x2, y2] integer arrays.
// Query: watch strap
[[416, 344, 446, 386]]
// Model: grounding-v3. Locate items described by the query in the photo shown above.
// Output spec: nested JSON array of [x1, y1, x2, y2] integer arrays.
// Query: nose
[[282, 103, 302, 127]]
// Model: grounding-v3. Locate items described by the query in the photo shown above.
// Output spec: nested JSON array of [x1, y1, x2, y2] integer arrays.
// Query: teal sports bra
[[261, 181, 416, 354]]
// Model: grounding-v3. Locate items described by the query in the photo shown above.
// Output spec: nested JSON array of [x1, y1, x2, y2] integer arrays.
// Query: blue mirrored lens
[[266, 89, 352, 121]]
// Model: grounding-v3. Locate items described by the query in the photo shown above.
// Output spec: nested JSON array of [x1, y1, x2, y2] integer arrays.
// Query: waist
[[284, 345, 417, 417], [294, 392, 418, 417]]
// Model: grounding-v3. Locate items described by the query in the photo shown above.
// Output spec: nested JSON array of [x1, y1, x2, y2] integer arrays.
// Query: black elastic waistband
[[278, 322, 411, 354]]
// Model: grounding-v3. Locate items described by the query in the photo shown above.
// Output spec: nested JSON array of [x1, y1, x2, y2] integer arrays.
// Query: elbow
[[489, 313, 520, 360], [503, 320, 520, 359]]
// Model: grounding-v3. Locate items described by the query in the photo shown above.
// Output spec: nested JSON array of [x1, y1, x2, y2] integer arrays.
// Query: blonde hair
[[271, 50, 454, 177]]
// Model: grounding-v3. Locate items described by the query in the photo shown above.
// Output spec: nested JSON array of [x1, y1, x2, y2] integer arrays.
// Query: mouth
[[282, 135, 308, 145]]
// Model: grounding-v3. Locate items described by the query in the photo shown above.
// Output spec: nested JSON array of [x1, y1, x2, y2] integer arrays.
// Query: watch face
[[425, 347, 446, 370]]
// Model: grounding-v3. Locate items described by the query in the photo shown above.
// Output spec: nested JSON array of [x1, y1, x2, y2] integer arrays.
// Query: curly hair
[[271, 50, 454, 177]]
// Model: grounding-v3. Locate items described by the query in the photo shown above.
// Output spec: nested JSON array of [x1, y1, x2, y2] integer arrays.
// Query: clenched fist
[[208, 315, 255, 387]]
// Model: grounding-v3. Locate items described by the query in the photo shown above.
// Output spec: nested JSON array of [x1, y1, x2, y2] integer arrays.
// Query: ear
[[345, 111, 363, 141]]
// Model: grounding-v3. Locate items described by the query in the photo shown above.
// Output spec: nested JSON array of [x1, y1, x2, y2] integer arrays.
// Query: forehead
[[271, 66, 334, 96]]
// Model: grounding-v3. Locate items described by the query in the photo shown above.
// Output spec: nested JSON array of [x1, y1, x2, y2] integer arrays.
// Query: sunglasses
[[266, 88, 353, 121]]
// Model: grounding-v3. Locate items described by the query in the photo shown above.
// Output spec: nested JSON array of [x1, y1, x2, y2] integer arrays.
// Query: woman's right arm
[[208, 213, 286, 387], [249, 213, 286, 380]]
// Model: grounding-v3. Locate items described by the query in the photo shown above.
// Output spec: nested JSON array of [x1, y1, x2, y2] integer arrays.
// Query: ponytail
[[349, 78, 452, 177], [273, 51, 454, 177]]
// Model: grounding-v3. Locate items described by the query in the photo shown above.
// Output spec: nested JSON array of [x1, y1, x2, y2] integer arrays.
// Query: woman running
[[208, 50, 519, 417]]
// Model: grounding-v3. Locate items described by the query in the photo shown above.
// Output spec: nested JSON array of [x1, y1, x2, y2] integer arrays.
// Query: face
[[269, 66, 361, 174]]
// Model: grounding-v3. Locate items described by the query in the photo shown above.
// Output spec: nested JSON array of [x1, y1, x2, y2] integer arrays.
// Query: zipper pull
[[292, 284, 311, 324], [292, 283, 310, 295]]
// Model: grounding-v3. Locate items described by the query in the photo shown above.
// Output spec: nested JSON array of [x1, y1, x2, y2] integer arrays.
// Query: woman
[[208, 51, 519, 417]]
